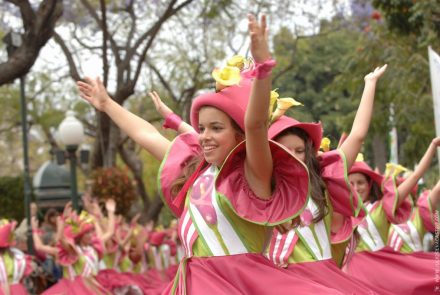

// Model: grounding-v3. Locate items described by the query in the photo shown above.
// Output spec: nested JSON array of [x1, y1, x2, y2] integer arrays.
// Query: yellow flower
[[356, 153, 364, 162], [385, 163, 408, 178], [227, 55, 246, 70], [320, 137, 331, 152], [268, 89, 279, 118], [212, 66, 241, 91], [271, 97, 303, 122]]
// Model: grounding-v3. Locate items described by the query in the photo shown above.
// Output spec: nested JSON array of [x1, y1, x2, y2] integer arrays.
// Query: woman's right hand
[[149, 91, 173, 119], [77, 77, 111, 111]]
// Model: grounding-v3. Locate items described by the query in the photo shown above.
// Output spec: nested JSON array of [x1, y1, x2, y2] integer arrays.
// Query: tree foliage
[[0, 176, 25, 221]]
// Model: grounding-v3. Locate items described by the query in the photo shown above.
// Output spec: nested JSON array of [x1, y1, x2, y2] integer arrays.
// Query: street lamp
[[56, 111, 85, 212], [3, 31, 34, 254]]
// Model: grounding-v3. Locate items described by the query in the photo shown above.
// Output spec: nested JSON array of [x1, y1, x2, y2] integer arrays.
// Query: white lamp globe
[[58, 111, 84, 147]]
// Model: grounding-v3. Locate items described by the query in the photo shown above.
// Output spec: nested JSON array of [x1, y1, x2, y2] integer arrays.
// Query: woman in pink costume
[[34, 200, 115, 295], [345, 137, 440, 294], [77, 14, 349, 295], [0, 219, 33, 295], [265, 64, 393, 294]]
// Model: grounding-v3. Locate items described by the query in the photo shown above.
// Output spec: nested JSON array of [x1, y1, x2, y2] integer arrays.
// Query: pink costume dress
[[42, 237, 110, 295], [345, 174, 436, 294], [387, 189, 437, 253], [0, 248, 33, 295], [267, 150, 392, 294], [158, 132, 349, 295]]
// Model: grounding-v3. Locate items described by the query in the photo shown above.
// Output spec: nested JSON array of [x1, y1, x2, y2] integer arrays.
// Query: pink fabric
[[96, 269, 162, 294], [158, 132, 201, 217], [285, 259, 394, 294], [42, 276, 111, 295], [0, 283, 28, 295], [0, 221, 16, 247], [57, 236, 104, 266], [150, 231, 167, 246], [163, 113, 183, 130], [417, 190, 436, 232], [242, 59, 276, 79], [381, 176, 412, 224], [216, 140, 309, 225], [330, 215, 358, 243], [320, 150, 364, 218], [268, 115, 323, 151], [346, 247, 436, 295], [190, 78, 252, 131], [162, 253, 346, 295]]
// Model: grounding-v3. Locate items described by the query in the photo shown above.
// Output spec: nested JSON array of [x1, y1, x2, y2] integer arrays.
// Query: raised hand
[[105, 198, 116, 213], [431, 136, 440, 147], [77, 77, 111, 111], [364, 64, 388, 83], [63, 201, 72, 218], [248, 14, 271, 63], [149, 91, 173, 119]]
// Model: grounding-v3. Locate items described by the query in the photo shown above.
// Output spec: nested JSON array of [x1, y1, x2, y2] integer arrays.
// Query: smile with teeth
[[203, 145, 217, 153]]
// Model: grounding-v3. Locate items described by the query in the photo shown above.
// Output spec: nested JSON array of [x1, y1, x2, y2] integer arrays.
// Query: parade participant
[[388, 179, 440, 253], [78, 14, 345, 295], [37, 200, 115, 295], [344, 137, 440, 294], [264, 64, 391, 294], [0, 219, 33, 295]]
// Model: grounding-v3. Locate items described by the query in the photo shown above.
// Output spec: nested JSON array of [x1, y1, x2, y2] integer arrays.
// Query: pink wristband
[[163, 113, 183, 131], [243, 59, 277, 80]]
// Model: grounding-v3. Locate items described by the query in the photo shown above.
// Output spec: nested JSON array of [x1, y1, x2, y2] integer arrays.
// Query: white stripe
[[152, 247, 163, 270], [180, 211, 191, 249], [186, 223, 196, 257], [388, 231, 399, 249], [0, 254, 7, 284], [212, 191, 247, 254], [279, 230, 296, 264], [314, 220, 331, 259], [296, 200, 330, 260], [272, 233, 283, 264], [358, 214, 385, 251], [190, 202, 226, 256], [392, 222, 422, 251], [10, 248, 26, 284]]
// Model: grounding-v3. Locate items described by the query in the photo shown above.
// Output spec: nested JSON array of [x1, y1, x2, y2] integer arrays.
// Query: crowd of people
[[1, 14, 439, 294]]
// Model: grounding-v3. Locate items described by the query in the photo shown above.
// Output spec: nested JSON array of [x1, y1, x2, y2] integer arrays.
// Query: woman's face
[[80, 230, 94, 246], [198, 107, 242, 167], [348, 172, 370, 202], [275, 133, 306, 163]]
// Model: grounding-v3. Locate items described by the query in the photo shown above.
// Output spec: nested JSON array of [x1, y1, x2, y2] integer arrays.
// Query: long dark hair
[[364, 174, 383, 203], [170, 107, 244, 199], [274, 127, 328, 223]]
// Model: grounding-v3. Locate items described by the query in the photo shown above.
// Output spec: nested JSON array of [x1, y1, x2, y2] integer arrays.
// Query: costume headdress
[[63, 211, 95, 241], [349, 153, 384, 186], [0, 219, 16, 247]]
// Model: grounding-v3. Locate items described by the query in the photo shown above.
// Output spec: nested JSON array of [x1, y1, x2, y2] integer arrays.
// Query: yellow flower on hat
[[385, 163, 408, 178], [356, 153, 364, 162], [268, 89, 279, 118], [212, 66, 241, 91], [320, 137, 331, 152], [271, 97, 303, 122], [227, 55, 246, 70]]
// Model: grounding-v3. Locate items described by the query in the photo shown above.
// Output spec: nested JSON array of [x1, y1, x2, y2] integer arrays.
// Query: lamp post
[[3, 31, 34, 254], [57, 111, 85, 212]]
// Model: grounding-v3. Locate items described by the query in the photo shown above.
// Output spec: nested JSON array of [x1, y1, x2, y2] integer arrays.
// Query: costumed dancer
[[77, 14, 347, 295], [37, 200, 115, 295], [265, 65, 392, 294], [0, 219, 33, 295], [344, 137, 440, 294]]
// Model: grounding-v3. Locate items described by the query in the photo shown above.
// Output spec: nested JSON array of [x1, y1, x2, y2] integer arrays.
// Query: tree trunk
[[372, 133, 387, 174]]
